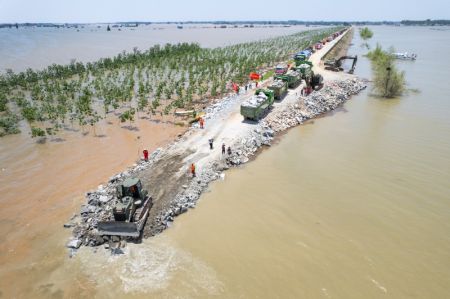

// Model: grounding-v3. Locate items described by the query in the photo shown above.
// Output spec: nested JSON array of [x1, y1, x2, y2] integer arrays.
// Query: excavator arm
[[326, 55, 358, 73]]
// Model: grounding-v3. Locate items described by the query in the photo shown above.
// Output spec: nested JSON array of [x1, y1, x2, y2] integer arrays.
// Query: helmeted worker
[[190, 163, 196, 177], [209, 138, 214, 150], [143, 149, 149, 161]]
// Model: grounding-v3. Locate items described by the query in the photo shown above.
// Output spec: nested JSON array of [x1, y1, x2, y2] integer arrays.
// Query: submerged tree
[[367, 45, 405, 98], [359, 27, 373, 40]]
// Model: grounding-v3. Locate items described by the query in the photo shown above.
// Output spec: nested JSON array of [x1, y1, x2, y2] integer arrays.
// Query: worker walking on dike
[[222, 143, 226, 155], [143, 149, 149, 161], [199, 117, 204, 129], [191, 163, 196, 177], [227, 146, 232, 156], [209, 138, 214, 150]]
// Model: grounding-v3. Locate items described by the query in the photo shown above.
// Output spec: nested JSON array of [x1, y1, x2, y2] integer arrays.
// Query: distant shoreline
[[1, 19, 449, 29]]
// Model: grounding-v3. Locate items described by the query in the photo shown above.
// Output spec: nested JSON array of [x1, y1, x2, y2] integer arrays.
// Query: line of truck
[[240, 28, 347, 121]]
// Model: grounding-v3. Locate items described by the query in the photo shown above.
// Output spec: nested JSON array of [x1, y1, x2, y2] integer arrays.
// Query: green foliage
[[359, 27, 373, 40], [367, 44, 405, 98], [31, 127, 46, 138], [21, 104, 39, 122], [119, 108, 135, 123], [262, 70, 275, 81], [0, 112, 20, 136], [0, 93, 7, 112]]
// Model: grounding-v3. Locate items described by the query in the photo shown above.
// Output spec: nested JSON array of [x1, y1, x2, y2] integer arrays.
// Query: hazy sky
[[0, 0, 449, 23]]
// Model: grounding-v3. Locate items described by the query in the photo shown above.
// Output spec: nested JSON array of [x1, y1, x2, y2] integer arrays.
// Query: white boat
[[393, 52, 417, 60]]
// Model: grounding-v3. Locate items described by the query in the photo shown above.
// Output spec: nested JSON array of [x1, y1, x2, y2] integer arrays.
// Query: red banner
[[249, 72, 261, 80]]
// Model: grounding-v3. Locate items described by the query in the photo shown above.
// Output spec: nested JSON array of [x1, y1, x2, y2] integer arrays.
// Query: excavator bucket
[[97, 221, 140, 237]]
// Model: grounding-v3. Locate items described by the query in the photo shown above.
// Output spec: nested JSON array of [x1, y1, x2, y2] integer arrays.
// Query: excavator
[[324, 55, 358, 74]]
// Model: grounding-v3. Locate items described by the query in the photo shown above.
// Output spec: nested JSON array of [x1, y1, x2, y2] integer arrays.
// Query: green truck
[[294, 52, 313, 68], [268, 79, 288, 100], [274, 69, 302, 89], [295, 63, 324, 90], [296, 63, 312, 80], [240, 89, 275, 120]]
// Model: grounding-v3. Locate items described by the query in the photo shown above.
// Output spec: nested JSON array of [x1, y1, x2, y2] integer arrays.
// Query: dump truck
[[97, 178, 152, 237], [294, 51, 313, 67], [268, 79, 288, 100], [274, 69, 302, 88], [296, 63, 313, 81], [294, 63, 323, 90], [240, 89, 275, 120]]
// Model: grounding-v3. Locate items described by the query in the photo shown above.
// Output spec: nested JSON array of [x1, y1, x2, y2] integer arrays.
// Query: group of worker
[[190, 141, 232, 178], [235, 81, 259, 94]]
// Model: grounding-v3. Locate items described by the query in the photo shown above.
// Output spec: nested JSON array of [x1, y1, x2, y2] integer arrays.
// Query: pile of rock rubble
[[66, 149, 163, 249]]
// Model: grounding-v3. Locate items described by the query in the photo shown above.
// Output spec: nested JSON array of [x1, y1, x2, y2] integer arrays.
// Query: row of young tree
[[0, 27, 340, 138]]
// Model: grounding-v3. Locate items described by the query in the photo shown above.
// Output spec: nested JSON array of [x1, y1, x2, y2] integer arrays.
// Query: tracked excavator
[[324, 55, 358, 74]]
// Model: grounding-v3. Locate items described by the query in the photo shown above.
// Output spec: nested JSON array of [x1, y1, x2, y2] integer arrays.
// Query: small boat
[[393, 52, 417, 60]]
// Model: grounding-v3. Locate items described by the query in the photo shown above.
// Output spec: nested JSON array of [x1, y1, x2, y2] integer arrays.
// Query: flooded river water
[[1, 26, 450, 298]]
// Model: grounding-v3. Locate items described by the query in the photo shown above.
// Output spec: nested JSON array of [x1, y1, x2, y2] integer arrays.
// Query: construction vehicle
[[296, 64, 313, 81], [294, 50, 313, 67], [268, 79, 288, 100], [311, 73, 324, 90], [324, 55, 358, 74], [240, 89, 275, 120], [97, 178, 152, 237], [296, 63, 323, 90], [275, 64, 288, 75], [274, 69, 302, 89]]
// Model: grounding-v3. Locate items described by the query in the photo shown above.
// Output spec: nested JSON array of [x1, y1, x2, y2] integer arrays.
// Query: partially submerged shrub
[[367, 44, 405, 98], [359, 27, 373, 40]]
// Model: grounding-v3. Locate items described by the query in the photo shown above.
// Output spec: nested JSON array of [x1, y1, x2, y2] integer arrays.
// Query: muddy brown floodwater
[[0, 117, 185, 297], [1, 25, 450, 298]]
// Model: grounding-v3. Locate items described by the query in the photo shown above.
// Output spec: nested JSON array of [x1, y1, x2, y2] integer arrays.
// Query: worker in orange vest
[[190, 163, 196, 177], [199, 117, 204, 129]]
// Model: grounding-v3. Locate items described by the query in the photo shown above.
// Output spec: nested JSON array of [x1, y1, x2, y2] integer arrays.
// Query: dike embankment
[[68, 28, 367, 252]]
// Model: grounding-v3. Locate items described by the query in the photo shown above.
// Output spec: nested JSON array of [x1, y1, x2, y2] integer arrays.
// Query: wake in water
[[76, 235, 224, 297]]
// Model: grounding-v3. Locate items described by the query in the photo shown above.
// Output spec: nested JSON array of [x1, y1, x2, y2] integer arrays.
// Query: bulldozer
[[324, 55, 358, 74], [97, 178, 152, 238]]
